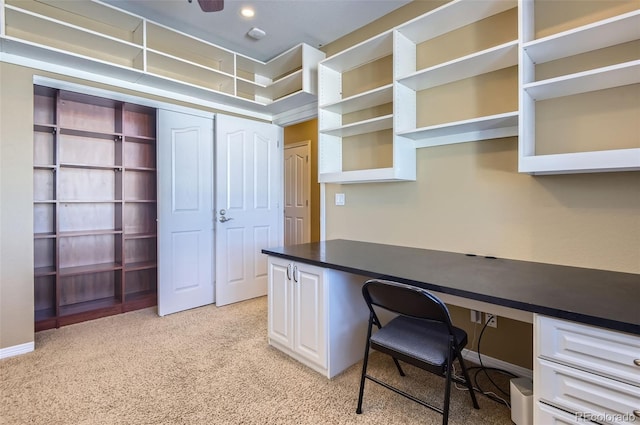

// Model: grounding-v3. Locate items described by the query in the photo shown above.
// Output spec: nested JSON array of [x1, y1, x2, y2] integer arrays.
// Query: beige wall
[[0, 63, 36, 349], [320, 1, 640, 369]]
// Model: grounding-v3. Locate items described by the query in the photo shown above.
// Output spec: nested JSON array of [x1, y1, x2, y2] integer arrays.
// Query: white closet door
[[215, 114, 282, 306], [157, 109, 214, 316]]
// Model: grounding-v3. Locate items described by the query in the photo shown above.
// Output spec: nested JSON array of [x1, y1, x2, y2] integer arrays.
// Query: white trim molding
[[0, 342, 35, 359], [462, 348, 533, 380]]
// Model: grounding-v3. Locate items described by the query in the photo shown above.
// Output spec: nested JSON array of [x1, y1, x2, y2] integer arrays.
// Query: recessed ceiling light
[[240, 7, 255, 18]]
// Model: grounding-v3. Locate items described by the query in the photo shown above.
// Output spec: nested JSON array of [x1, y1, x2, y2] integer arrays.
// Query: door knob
[[218, 209, 233, 222]]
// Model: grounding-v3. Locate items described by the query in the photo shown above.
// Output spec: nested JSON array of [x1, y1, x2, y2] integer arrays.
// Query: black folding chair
[[356, 279, 479, 425]]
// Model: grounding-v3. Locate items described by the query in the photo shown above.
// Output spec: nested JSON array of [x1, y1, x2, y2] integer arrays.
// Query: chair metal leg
[[456, 348, 480, 409], [392, 357, 405, 377], [442, 341, 454, 425], [356, 317, 375, 414]]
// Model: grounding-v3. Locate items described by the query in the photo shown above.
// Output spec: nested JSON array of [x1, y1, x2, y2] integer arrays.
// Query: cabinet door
[[268, 258, 293, 349], [293, 263, 326, 368]]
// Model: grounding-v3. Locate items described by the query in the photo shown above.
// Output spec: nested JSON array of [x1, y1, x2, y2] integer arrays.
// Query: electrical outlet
[[484, 313, 497, 328], [470, 310, 482, 324]]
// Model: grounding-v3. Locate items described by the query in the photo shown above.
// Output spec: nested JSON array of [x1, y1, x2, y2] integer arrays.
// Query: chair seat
[[370, 316, 468, 368]]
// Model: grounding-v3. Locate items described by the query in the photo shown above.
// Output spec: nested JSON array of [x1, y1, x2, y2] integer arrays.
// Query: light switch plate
[[335, 193, 345, 206]]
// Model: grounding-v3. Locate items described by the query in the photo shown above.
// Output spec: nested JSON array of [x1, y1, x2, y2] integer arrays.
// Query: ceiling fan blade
[[198, 0, 224, 12]]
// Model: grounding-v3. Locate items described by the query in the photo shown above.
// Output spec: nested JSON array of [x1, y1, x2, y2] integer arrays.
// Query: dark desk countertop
[[263, 239, 640, 335]]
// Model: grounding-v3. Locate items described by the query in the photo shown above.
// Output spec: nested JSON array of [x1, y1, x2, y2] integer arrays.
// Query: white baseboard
[[462, 348, 533, 380], [0, 342, 34, 359]]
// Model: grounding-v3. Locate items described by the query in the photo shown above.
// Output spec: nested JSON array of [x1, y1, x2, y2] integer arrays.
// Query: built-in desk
[[263, 239, 639, 335], [263, 239, 640, 423]]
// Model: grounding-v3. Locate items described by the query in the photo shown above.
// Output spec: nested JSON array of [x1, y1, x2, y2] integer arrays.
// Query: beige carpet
[[0, 297, 514, 424]]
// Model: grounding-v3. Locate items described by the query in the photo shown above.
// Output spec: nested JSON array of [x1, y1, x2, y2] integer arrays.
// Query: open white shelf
[[519, 0, 640, 174], [319, 84, 393, 114], [395, 0, 516, 45], [4, 6, 142, 67], [519, 148, 640, 175], [146, 50, 235, 95], [320, 30, 393, 73], [146, 21, 235, 75], [399, 111, 519, 147], [321, 115, 393, 138], [0, 0, 325, 121], [523, 60, 640, 101], [522, 10, 640, 64], [237, 69, 303, 103], [396, 40, 518, 91], [319, 167, 412, 184]]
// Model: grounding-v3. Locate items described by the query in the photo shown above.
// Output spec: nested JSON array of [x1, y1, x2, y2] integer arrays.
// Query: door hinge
[[306, 200, 309, 206], [306, 155, 309, 163]]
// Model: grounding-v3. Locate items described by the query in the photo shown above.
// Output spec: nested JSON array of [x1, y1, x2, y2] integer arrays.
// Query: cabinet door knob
[[634, 410, 640, 418], [634, 359, 640, 367], [293, 265, 298, 283], [286, 264, 291, 280]]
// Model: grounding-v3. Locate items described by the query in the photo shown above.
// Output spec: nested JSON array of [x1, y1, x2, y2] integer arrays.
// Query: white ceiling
[[103, 0, 412, 62]]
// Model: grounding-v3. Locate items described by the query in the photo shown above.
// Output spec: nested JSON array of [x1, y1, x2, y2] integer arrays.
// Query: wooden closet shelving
[[33, 85, 157, 331]]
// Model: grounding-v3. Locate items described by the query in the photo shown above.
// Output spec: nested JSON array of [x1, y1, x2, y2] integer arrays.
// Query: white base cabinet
[[534, 315, 640, 425], [267, 256, 369, 378]]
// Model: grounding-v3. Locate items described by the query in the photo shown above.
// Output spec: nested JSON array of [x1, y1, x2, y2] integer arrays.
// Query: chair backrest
[[362, 279, 454, 328]]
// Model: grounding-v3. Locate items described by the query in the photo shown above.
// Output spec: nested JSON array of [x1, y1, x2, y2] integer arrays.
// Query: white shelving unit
[[393, 0, 518, 148], [0, 0, 325, 121], [519, 1, 640, 174], [317, 0, 520, 184], [318, 30, 416, 184]]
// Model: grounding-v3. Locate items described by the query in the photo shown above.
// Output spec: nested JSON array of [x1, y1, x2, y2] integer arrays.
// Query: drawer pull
[[634, 410, 640, 418], [634, 359, 640, 367]]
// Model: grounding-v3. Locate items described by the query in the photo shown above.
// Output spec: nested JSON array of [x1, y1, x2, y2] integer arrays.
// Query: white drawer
[[535, 401, 588, 425], [537, 358, 640, 425], [537, 315, 640, 386]]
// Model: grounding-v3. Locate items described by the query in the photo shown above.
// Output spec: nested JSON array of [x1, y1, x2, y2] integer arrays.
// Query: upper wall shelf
[[318, 0, 520, 184], [518, 0, 640, 174], [0, 0, 325, 122]]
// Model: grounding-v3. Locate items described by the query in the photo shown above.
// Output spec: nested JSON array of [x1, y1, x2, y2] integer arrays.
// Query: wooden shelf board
[[58, 200, 123, 204], [123, 135, 156, 143], [34, 123, 56, 132], [33, 200, 56, 204], [125, 261, 157, 271], [34, 232, 56, 239], [58, 229, 123, 237], [35, 308, 56, 321], [124, 166, 156, 172], [59, 162, 121, 171], [124, 199, 157, 204], [125, 232, 157, 240], [33, 164, 56, 170], [59, 297, 122, 318], [34, 266, 56, 277], [58, 262, 123, 277], [523, 10, 640, 64], [59, 127, 121, 140], [123, 291, 157, 311], [319, 84, 393, 114]]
